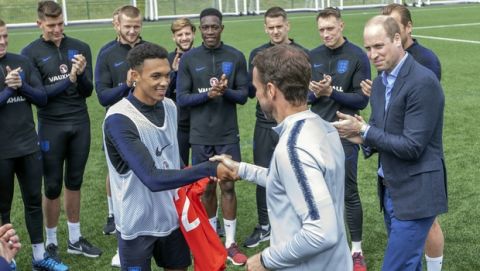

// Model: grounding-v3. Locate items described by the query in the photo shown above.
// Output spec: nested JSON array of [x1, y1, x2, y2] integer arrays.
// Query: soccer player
[[334, 15, 447, 271], [176, 7, 249, 266], [309, 7, 371, 270], [103, 42, 234, 271], [245, 6, 309, 249], [167, 17, 196, 166], [21, 0, 102, 259], [0, 19, 68, 271], [95, 5, 144, 267], [211, 44, 353, 271]]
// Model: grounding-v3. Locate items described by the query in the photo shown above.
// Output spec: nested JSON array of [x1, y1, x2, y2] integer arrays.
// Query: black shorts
[[117, 229, 191, 271], [38, 121, 90, 199], [190, 143, 241, 165]]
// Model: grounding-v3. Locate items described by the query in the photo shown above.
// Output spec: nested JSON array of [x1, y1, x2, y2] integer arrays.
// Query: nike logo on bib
[[156, 144, 171, 157]]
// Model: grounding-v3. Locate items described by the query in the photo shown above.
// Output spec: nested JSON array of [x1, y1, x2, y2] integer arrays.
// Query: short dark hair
[[316, 7, 341, 22], [381, 3, 412, 27], [0, 18, 5, 27], [118, 5, 142, 22], [171, 17, 196, 34], [127, 42, 168, 71], [366, 15, 401, 42], [38, 1, 62, 20], [252, 44, 310, 106], [200, 8, 222, 22], [265, 6, 287, 20]]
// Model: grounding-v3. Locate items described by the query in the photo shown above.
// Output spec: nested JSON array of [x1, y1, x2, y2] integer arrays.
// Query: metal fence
[[2, 0, 479, 27]]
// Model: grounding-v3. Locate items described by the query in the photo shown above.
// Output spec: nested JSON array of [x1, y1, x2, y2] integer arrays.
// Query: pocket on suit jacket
[[408, 160, 443, 176]]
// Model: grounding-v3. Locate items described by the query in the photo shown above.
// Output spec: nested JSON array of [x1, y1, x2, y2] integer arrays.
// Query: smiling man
[[94, 5, 145, 267], [21, 0, 101, 261], [334, 15, 447, 271], [308, 8, 371, 270], [103, 42, 234, 271], [176, 7, 249, 266], [167, 18, 196, 167]]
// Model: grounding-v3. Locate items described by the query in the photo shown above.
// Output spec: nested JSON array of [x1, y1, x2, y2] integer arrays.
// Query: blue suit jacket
[[364, 54, 448, 220]]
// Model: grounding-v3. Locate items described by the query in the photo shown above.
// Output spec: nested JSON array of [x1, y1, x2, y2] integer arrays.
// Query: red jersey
[[174, 178, 226, 271]]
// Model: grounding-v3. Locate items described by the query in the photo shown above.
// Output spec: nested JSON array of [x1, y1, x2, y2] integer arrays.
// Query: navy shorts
[[190, 143, 241, 165], [117, 229, 191, 271]]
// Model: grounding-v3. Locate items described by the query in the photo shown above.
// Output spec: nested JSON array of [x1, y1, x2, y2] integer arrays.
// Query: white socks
[[209, 216, 218, 232], [224, 218, 237, 248], [32, 243, 46, 261], [67, 221, 81, 244], [426, 255, 443, 271], [351, 241, 363, 254], [107, 196, 114, 216], [45, 226, 57, 246]]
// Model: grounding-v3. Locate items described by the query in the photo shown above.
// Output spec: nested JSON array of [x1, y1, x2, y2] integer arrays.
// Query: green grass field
[[4, 3, 480, 270]]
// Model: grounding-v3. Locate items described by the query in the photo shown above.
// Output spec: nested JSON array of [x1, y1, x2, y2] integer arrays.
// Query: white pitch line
[[415, 22, 480, 29], [413, 34, 480, 44]]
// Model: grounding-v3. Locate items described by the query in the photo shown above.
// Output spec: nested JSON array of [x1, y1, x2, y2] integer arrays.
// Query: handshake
[[211, 154, 240, 182]]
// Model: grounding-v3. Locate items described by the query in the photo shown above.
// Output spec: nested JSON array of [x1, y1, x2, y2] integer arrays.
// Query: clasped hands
[[332, 111, 366, 145], [309, 74, 332, 97], [208, 74, 228, 98], [0, 224, 21, 264], [4, 66, 23, 89], [210, 154, 240, 182], [69, 54, 87, 83]]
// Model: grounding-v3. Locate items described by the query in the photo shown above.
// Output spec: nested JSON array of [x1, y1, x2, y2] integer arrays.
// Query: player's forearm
[[96, 84, 130, 107], [223, 86, 248, 104], [0, 87, 15, 106], [18, 82, 47, 106]]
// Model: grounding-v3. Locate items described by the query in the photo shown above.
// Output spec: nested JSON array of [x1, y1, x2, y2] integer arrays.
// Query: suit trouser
[[382, 188, 435, 271]]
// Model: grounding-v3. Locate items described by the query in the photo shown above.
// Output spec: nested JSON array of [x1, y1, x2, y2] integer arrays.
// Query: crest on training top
[[222, 61, 233, 76], [59, 64, 68, 74], [336, 60, 349, 74], [210, 77, 219, 87]]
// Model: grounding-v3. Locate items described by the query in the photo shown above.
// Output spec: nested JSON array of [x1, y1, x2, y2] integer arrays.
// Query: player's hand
[[245, 253, 268, 271], [0, 224, 21, 263], [71, 54, 87, 75], [171, 53, 181, 71], [210, 154, 240, 181], [309, 74, 332, 97], [360, 79, 372, 97], [5, 66, 23, 89]]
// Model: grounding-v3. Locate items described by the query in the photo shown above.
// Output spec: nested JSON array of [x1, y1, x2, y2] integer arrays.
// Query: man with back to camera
[[334, 15, 447, 271], [0, 18, 69, 271], [359, 5, 444, 270], [309, 7, 371, 270], [103, 42, 235, 271], [21, 0, 101, 260], [176, 7, 249, 266], [95, 5, 145, 267], [211, 44, 352, 271], [244, 6, 309, 249]]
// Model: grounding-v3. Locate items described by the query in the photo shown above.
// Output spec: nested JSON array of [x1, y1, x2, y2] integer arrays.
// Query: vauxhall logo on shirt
[[197, 61, 232, 93], [6, 95, 26, 104]]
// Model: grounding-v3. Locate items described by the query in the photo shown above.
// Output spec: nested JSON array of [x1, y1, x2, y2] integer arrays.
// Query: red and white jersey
[[174, 178, 226, 271]]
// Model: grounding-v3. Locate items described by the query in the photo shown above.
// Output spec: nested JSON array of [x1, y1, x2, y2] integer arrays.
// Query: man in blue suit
[[334, 15, 447, 271]]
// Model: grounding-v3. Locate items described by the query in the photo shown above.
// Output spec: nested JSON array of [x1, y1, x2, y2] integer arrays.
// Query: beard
[[176, 41, 193, 52]]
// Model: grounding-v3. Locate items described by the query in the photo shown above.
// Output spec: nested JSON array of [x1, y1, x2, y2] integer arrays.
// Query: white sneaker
[[111, 250, 121, 268]]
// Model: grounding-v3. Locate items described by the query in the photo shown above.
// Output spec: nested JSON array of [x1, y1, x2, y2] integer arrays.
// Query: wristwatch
[[359, 123, 368, 137]]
